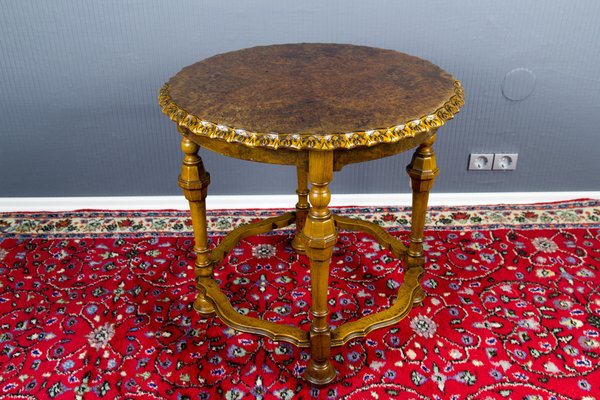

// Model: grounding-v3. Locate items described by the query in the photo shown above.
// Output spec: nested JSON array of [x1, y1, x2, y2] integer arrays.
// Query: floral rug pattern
[[0, 199, 599, 399]]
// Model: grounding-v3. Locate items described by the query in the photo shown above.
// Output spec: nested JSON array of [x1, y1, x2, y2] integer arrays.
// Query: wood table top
[[160, 43, 464, 151]]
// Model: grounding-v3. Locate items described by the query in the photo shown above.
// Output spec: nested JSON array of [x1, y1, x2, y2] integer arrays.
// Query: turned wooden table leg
[[406, 133, 439, 303], [301, 151, 337, 385], [178, 136, 215, 316], [292, 163, 310, 254]]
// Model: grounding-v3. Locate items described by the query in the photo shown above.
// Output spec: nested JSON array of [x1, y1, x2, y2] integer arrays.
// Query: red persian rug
[[1, 199, 599, 399]]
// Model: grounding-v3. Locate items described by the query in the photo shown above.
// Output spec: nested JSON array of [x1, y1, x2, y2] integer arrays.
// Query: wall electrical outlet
[[468, 153, 494, 170], [493, 153, 518, 170]]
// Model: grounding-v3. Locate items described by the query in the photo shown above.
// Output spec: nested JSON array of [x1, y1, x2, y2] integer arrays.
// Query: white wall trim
[[0, 192, 598, 212]]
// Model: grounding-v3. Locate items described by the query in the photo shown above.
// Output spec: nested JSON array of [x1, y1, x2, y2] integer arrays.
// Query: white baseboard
[[0, 192, 598, 212]]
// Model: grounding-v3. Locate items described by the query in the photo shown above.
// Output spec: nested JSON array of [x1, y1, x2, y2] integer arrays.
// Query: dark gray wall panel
[[1, 0, 598, 197]]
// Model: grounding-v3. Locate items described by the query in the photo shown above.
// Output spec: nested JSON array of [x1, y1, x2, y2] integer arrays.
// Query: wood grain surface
[[167, 43, 457, 135]]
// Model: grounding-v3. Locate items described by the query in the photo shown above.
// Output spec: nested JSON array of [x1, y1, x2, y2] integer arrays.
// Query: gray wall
[[1, 0, 599, 197]]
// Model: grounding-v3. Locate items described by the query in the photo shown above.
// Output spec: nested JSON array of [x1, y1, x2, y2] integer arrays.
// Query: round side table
[[159, 43, 464, 385]]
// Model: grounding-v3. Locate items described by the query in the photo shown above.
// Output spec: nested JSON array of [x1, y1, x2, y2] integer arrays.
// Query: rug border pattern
[[0, 199, 598, 238]]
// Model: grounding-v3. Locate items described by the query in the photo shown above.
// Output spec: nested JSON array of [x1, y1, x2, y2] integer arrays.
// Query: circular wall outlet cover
[[502, 68, 536, 101]]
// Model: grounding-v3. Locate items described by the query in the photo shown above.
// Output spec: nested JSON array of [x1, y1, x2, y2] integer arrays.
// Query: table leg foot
[[306, 358, 336, 386], [413, 286, 426, 304], [193, 295, 216, 316]]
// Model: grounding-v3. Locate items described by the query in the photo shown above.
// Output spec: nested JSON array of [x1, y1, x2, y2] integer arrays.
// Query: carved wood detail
[[333, 215, 407, 258]]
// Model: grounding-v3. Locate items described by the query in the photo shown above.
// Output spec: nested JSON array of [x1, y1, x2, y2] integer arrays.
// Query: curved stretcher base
[[194, 211, 424, 348]]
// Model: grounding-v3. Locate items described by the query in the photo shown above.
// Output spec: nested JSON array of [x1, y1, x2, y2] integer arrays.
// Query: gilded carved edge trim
[[158, 81, 464, 151]]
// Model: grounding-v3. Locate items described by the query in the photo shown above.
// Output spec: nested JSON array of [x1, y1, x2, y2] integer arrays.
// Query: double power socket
[[468, 153, 518, 171]]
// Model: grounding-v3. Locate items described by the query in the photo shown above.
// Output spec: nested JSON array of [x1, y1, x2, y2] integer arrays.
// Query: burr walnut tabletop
[[159, 43, 464, 385]]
